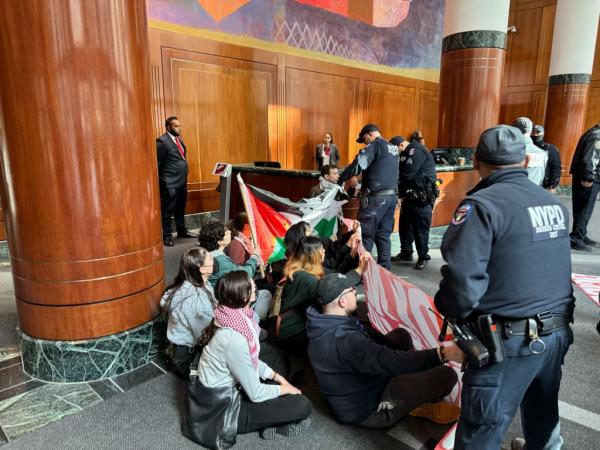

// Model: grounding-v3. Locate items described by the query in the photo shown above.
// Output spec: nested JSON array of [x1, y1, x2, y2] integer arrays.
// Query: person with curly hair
[[198, 220, 271, 321]]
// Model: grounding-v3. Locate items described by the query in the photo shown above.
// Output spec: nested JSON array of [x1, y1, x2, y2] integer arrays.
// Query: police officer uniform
[[339, 124, 399, 270], [390, 136, 437, 270], [434, 126, 574, 450], [569, 123, 600, 250]]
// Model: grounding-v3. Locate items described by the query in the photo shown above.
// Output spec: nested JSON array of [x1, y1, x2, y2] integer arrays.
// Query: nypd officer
[[390, 135, 437, 270], [434, 125, 574, 450], [339, 124, 399, 270], [569, 122, 600, 251]]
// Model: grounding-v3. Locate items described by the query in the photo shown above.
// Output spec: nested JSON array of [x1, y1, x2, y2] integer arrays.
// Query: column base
[[18, 316, 167, 382]]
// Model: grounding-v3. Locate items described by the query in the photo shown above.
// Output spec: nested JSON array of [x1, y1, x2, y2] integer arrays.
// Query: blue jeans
[[455, 328, 572, 450], [357, 194, 397, 270]]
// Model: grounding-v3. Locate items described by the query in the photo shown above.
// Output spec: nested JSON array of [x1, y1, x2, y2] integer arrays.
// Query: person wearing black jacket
[[435, 125, 574, 450], [156, 116, 195, 246], [531, 124, 562, 192], [306, 271, 462, 428], [569, 123, 600, 251], [390, 136, 437, 270]]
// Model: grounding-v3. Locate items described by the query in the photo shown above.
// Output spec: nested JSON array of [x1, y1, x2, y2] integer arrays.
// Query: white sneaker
[[511, 438, 526, 450]]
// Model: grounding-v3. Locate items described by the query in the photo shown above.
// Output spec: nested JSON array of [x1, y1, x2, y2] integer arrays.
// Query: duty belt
[[369, 189, 398, 197], [500, 312, 570, 338]]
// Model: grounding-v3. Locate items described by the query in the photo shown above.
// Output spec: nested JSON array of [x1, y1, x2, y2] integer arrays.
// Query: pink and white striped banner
[[361, 257, 463, 405], [572, 273, 600, 306]]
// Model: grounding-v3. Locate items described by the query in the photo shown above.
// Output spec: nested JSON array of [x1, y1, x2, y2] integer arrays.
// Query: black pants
[[399, 200, 432, 259], [237, 343, 312, 433], [570, 179, 600, 243], [359, 328, 457, 429], [455, 328, 571, 450], [171, 344, 200, 379], [160, 183, 188, 239]]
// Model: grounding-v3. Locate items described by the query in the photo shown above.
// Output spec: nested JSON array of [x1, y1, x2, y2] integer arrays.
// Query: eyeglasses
[[336, 286, 357, 301]]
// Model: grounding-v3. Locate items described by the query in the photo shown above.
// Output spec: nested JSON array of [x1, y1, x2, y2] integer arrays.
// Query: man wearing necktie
[[156, 116, 195, 246]]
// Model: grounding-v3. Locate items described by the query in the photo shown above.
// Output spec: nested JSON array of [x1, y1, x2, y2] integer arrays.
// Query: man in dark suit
[[157, 116, 195, 246]]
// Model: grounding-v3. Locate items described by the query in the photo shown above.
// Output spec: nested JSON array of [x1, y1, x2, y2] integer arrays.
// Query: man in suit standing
[[157, 116, 195, 246]]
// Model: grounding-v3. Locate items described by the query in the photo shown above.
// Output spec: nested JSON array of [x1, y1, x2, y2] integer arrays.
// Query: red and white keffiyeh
[[214, 305, 260, 369]]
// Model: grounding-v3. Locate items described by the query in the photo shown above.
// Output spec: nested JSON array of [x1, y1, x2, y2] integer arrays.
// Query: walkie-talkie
[[430, 308, 490, 370]]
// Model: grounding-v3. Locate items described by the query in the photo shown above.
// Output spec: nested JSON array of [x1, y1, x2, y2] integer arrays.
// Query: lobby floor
[[0, 195, 599, 450]]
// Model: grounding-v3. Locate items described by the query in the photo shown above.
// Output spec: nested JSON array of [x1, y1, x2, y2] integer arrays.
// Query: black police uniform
[[569, 123, 600, 247], [434, 166, 573, 449], [532, 137, 562, 190], [339, 137, 399, 269], [397, 141, 437, 263]]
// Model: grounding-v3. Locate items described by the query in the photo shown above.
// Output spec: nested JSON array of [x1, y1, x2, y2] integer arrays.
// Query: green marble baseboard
[[18, 316, 167, 383]]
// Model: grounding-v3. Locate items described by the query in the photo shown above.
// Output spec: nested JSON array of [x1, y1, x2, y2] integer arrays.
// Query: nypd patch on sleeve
[[452, 203, 472, 225], [526, 205, 568, 241]]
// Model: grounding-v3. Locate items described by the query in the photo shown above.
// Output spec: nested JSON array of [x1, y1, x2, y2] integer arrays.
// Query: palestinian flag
[[237, 174, 348, 263]]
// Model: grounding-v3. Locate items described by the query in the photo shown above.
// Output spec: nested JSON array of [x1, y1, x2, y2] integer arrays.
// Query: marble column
[[437, 0, 510, 151], [0, 0, 166, 381], [544, 0, 600, 184]]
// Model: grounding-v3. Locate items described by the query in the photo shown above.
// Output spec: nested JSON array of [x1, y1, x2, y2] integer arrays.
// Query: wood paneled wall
[[148, 28, 439, 215], [501, 0, 600, 129]]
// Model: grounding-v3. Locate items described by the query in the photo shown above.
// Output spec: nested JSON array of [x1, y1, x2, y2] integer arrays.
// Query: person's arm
[[339, 143, 377, 184], [549, 147, 562, 188], [339, 331, 442, 376], [581, 138, 598, 182], [434, 201, 493, 319], [226, 331, 280, 402], [156, 138, 166, 167], [222, 254, 259, 277]]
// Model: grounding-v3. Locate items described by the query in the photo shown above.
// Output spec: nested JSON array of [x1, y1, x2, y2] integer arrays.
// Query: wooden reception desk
[[221, 164, 480, 228]]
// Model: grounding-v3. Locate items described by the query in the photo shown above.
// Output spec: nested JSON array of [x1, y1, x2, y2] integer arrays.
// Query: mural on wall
[[148, 0, 444, 69]]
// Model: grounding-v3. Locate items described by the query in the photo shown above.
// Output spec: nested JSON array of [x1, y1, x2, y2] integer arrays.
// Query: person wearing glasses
[[306, 271, 464, 428], [160, 247, 217, 378]]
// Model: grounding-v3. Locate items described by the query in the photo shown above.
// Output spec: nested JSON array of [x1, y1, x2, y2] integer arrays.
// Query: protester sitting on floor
[[198, 271, 313, 440], [274, 236, 367, 354], [283, 220, 360, 273], [225, 212, 254, 265], [309, 165, 358, 198], [306, 272, 464, 428], [198, 220, 271, 321], [160, 247, 216, 378]]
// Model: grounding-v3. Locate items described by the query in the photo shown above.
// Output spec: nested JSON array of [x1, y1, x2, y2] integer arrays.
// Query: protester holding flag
[[306, 272, 462, 428], [226, 212, 255, 265], [198, 220, 272, 321], [274, 236, 367, 354]]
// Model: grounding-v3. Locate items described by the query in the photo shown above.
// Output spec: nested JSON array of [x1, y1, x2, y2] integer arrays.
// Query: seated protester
[[226, 212, 254, 265], [160, 247, 216, 378], [284, 220, 359, 274], [306, 272, 464, 428], [198, 271, 312, 440], [198, 220, 271, 321], [309, 165, 358, 198], [275, 236, 367, 353]]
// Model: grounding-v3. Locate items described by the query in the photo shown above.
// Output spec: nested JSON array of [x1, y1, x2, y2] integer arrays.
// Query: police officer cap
[[390, 136, 406, 146], [356, 124, 380, 143], [475, 125, 526, 165], [316, 273, 355, 305], [532, 124, 545, 136]]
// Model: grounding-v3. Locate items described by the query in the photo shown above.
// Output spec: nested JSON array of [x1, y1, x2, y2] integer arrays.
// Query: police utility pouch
[[477, 315, 505, 364]]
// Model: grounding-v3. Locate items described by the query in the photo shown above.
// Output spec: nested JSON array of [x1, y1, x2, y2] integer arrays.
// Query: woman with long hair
[[160, 247, 216, 378], [198, 271, 312, 440], [275, 236, 366, 353]]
